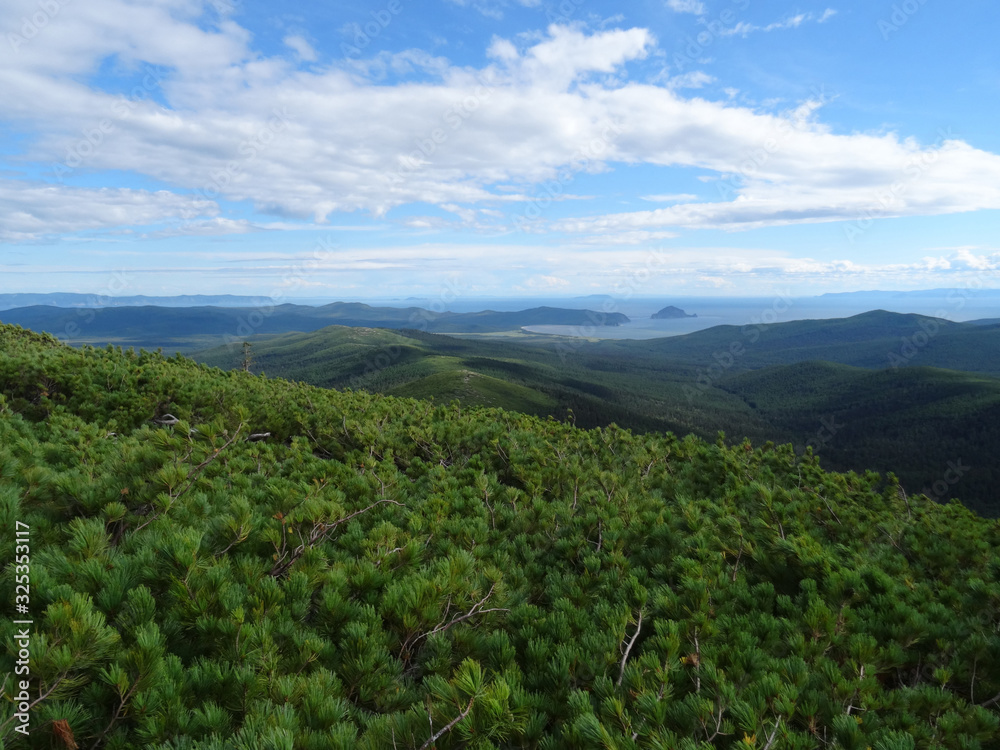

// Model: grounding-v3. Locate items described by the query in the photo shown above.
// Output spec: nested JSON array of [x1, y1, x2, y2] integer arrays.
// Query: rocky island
[[651, 305, 697, 319]]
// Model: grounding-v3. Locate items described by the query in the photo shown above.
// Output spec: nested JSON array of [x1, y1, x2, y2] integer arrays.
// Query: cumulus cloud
[[665, 0, 706, 14], [666, 71, 715, 90], [0, 180, 217, 241], [283, 35, 318, 62], [1, 0, 1000, 249]]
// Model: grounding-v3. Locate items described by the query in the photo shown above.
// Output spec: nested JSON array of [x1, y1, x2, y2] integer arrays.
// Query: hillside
[[626, 310, 1000, 375], [717, 361, 1000, 517], [1, 323, 998, 748], [194, 321, 1000, 515], [0, 303, 629, 351], [192, 325, 771, 440]]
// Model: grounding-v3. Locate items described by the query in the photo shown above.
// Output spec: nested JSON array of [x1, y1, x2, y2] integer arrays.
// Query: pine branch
[[403, 584, 508, 664], [979, 689, 1000, 708], [761, 718, 781, 750], [418, 696, 475, 750], [704, 697, 728, 742], [136, 422, 245, 533], [0, 670, 71, 741], [269, 498, 403, 577], [617, 609, 643, 686], [421, 583, 508, 642], [89, 678, 142, 750]]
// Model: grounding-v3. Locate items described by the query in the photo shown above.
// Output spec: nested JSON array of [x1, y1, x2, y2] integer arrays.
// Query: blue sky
[[1, 0, 999, 298]]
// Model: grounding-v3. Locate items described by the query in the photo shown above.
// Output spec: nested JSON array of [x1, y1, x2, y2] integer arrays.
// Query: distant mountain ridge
[[0, 301, 629, 349], [629, 310, 1000, 375], [817, 288, 1000, 299], [0, 293, 276, 311]]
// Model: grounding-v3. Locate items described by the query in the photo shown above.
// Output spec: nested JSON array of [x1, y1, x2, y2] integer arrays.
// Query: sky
[[1, 0, 999, 299]]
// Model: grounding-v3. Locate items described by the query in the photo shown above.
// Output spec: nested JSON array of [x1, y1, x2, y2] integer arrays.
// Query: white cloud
[[0, 180, 217, 241], [445, 0, 505, 19], [720, 12, 824, 38], [520, 274, 571, 289], [818, 8, 838, 23], [574, 230, 679, 245], [505, 24, 653, 88], [666, 0, 706, 14], [2, 3, 1000, 248], [550, 98, 1000, 236], [641, 194, 699, 202], [667, 71, 715, 90], [4, 233, 999, 297], [283, 35, 318, 62]]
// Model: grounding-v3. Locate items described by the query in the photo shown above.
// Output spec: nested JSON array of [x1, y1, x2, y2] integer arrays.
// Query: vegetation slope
[[193, 319, 1000, 516], [1, 324, 999, 749]]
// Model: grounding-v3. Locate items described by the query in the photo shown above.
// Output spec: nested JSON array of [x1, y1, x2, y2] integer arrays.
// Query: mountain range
[[0, 301, 629, 350]]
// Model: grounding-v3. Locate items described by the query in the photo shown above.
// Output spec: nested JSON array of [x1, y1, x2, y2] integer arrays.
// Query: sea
[[293, 290, 1000, 340]]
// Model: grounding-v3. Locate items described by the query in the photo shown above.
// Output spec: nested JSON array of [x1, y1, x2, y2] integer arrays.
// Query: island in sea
[[651, 304, 697, 319]]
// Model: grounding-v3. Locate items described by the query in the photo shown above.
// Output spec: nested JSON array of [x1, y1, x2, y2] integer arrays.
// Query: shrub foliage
[[0, 324, 998, 749]]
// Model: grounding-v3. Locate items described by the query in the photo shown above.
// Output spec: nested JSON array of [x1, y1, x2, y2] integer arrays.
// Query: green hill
[[193, 320, 1000, 516], [623, 310, 1000, 375], [1, 324, 999, 748], [717, 361, 1000, 517], [193, 324, 771, 442]]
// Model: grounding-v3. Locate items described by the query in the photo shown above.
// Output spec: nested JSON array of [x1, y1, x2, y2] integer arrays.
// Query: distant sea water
[[341, 293, 1000, 340]]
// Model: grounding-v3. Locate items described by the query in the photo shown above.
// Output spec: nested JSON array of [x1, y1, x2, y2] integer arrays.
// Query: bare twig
[[402, 584, 508, 663], [136, 423, 245, 533], [979, 689, 1000, 708], [269, 498, 403, 577], [617, 609, 643, 686], [419, 696, 475, 750], [762, 718, 781, 750]]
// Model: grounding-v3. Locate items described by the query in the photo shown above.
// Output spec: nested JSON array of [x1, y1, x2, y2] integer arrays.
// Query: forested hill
[[631, 310, 1000, 375], [191, 322, 1000, 516], [1, 324, 999, 749]]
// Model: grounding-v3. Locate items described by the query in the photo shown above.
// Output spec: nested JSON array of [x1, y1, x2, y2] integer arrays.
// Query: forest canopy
[[0, 323, 998, 749]]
